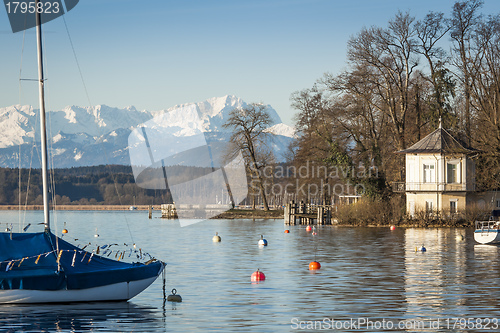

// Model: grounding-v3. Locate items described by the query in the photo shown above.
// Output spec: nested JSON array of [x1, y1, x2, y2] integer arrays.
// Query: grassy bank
[[213, 208, 284, 219], [334, 198, 486, 228]]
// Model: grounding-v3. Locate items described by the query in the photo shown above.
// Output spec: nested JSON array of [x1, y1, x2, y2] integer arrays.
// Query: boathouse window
[[426, 200, 433, 213], [447, 163, 459, 183], [409, 201, 415, 216], [497, 199, 500, 208], [423, 164, 435, 183], [450, 200, 457, 214]]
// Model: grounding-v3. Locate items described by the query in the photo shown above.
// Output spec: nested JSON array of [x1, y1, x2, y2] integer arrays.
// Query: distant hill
[[0, 165, 171, 205]]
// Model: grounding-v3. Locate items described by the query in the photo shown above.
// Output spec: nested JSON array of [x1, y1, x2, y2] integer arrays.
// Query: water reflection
[[0, 301, 162, 332], [474, 244, 500, 261], [404, 228, 500, 325], [2, 211, 500, 332]]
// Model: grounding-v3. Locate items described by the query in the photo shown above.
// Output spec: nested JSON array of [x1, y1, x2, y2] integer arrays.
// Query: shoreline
[[0, 206, 474, 227], [0, 205, 154, 211]]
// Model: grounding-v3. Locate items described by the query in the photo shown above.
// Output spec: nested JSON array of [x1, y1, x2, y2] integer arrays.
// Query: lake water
[[0, 210, 500, 332]]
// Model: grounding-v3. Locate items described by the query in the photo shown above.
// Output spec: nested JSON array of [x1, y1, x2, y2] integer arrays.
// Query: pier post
[[299, 201, 305, 224], [284, 203, 291, 225], [317, 206, 324, 225]]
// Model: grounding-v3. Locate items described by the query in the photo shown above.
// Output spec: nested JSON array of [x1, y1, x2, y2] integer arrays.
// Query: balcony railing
[[392, 182, 476, 193]]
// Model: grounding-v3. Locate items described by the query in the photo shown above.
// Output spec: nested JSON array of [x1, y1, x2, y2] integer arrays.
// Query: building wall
[[466, 158, 476, 191], [404, 152, 479, 217], [467, 192, 500, 210], [406, 191, 499, 216], [405, 153, 472, 188], [406, 192, 467, 216]]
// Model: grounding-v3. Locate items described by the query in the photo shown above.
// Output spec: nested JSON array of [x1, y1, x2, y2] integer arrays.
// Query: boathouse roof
[[397, 123, 476, 155]]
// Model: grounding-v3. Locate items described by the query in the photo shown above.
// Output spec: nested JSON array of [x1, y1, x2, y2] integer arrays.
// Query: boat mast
[[35, 1, 51, 232]]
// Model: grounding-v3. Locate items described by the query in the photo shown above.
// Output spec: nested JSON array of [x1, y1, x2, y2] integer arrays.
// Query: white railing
[[392, 182, 476, 192], [475, 220, 500, 233]]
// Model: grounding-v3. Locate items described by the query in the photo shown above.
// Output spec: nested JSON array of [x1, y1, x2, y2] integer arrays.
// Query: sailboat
[[0, 3, 164, 303]]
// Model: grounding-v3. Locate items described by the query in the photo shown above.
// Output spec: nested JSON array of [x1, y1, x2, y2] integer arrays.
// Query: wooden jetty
[[284, 201, 334, 225], [161, 204, 178, 219], [161, 203, 230, 219]]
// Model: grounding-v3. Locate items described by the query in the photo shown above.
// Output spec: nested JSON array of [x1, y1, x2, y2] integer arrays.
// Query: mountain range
[[0, 95, 296, 168]]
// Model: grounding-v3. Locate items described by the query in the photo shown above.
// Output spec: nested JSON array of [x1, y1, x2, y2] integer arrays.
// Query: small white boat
[[474, 210, 500, 244]]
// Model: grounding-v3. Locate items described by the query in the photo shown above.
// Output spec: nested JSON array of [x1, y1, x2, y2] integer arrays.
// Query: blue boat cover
[[0, 232, 163, 291]]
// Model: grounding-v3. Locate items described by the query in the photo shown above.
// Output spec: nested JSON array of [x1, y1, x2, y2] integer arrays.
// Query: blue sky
[[1, 0, 500, 125]]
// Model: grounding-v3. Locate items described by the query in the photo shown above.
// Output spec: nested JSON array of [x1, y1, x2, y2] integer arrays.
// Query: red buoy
[[309, 261, 321, 270], [251, 269, 266, 282], [390, 225, 396, 231], [306, 225, 312, 232], [284, 230, 290, 233]]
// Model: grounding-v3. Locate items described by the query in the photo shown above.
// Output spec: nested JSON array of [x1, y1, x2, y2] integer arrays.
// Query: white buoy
[[212, 232, 221, 242], [94, 228, 99, 238], [258, 235, 268, 246]]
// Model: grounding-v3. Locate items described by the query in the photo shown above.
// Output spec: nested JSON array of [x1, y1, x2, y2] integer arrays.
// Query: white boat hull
[[475, 220, 500, 244], [474, 229, 500, 244], [0, 276, 158, 304]]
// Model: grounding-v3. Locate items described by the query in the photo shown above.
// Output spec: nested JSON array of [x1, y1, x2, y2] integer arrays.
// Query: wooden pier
[[161, 204, 178, 219], [284, 201, 334, 225], [160, 203, 230, 219]]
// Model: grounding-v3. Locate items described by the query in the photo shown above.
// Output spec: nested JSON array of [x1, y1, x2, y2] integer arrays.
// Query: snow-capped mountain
[[0, 95, 295, 168]]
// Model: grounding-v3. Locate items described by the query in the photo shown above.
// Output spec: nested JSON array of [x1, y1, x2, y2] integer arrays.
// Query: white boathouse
[[394, 122, 499, 216]]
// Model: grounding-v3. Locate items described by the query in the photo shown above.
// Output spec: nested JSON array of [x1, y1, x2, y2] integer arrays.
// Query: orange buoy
[[306, 225, 312, 232], [251, 269, 266, 282], [62, 229, 68, 234], [390, 225, 396, 231], [309, 261, 321, 270], [284, 230, 290, 233]]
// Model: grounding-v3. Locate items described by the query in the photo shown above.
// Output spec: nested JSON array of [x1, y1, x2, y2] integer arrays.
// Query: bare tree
[[223, 103, 273, 210], [467, 14, 500, 189], [415, 11, 456, 128], [451, 0, 484, 144], [290, 85, 327, 137], [343, 11, 419, 150]]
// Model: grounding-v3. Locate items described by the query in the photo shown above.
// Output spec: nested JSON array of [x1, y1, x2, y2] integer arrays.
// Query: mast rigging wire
[[61, 15, 135, 244]]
